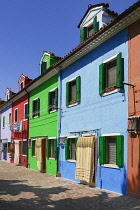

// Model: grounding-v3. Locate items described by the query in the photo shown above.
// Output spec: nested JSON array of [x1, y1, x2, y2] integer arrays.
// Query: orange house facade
[[127, 19, 140, 199]]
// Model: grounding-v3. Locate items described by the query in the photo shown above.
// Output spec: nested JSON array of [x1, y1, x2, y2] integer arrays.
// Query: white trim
[[102, 132, 120, 136], [32, 139, 36, 141], [102, 164, 120, 169], [14, 140, 22, 142], [102, 88, 120, 96], [67, 159, 76, 163], [67, 102, 78, 108], [82, 133, 96, 137], [33, 97, 39, 101], [24, 102, 28, 120], [49, 157, 55, 160], [48, 137, 56, 139], [23, 139, 27, 141], [67, 136, 77, 139], [68, 75, 79, 82], [50, 109, 57, 113], [22, 155, 27, 157], [49, 87, 57, 92], [14, 108, 18, 124], [103, 53, 119, 63]]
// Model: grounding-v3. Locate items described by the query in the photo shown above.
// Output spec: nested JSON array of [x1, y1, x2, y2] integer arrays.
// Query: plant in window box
[[10, 153, 14, 158], [69, 100, 76, 105], [105, 86, 116, 93]]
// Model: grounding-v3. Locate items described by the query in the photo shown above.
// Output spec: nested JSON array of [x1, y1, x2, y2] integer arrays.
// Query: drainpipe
[[25, 89, 29, 168]]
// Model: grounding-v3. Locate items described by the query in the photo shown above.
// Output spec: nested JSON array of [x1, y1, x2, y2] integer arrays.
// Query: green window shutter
[[80, 27, 87, 43], [3, 116, 5, 128], [54, 139, 57, 160], [99, 136, 107, 164], [65, 138, 70, 160], [37, 98, 40, 117], [46, 139, 51, 159], [93, 16, 99, 34], [75, 138, 78, 160], [99, 63, 106, 94], [66, 82, 70, 106], [48, 92, 51, 113], [116, 53, 123, 88], [76, 76, 81, 103], [54, 88, 58, 110], [116, 135, 124, 166], [41, 62, 47, 74]]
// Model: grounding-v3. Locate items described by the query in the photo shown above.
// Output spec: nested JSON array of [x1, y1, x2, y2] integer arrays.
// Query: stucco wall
[[59, 28, 128, 194]]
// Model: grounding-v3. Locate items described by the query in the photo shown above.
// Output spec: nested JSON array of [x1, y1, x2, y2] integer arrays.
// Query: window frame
[[41, 61, 48, 75], [99, 134, 124, 168], [24, 102, 28, 120], [14, 108, 18, 124], [20, 81, 24, 90], [2, 116, 5, 128], [48, 88, 58, 113], [66, 76, 81, 107], [65, 137, 78, 162], [9, 113, 11, 125], [99, 53, 123, 96], [32, 98, 40, 118], [46, 138, 57, 160]]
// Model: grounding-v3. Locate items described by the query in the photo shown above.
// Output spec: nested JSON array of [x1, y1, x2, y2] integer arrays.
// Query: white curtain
[[35, 138, 42, 171], [75, 136, 95, 183], [14, 141, 20, 164]]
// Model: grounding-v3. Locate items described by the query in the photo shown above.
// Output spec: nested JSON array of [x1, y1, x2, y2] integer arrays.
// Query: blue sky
[[0, 0, 138, 100]]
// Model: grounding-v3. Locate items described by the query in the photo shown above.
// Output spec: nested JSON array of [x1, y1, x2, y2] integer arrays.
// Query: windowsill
[[33, 116, 39, 119], [22, 155, 27, 157], [67, 102, 79, 108], [32, 156, 36, 158], [49, 109, 57, 113], [66, 159, 76, 163], [48, 157, 55, 160], [102, 164, 120, 169], [102, 88, 120, 96]]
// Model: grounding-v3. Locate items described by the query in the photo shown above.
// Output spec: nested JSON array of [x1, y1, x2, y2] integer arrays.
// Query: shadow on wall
[[1, 179, 140, 209]]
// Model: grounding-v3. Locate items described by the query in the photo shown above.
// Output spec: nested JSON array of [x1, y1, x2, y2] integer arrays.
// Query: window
[[99, 53, 123, 94], [99, 135, 124, 166], [9, 113, 11, 125], [129, 118, 140, 133], [20, 82, 24, 90], [46, 139, 57, 159], [32, 140, 35, 156], [2, 116, 5, 128], [66, 76, 81, 106], [32, 98, 40, 118], [41, 61, 47, 75], [65, 138, 78, 160], [24, 103, 28, 120], [80, 16, 99, 43], [14, 109, 18, 123], [23, 141, 27, 155], [48, 88, 58, 113]]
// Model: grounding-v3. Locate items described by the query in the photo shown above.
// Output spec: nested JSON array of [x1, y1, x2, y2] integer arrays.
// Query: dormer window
[[20, 81, 24, 90], [41, 61, 47, 75], [88, 25, 93, 37]]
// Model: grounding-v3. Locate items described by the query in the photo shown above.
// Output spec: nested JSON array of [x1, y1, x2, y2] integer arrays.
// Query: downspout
[[25, 89, 29, 168], [55, 68, 62, 176]]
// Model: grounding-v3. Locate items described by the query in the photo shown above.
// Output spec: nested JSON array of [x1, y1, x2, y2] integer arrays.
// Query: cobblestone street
[[0, 161, 140, 210]]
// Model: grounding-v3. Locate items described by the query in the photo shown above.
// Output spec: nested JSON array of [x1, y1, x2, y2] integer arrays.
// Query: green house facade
[[28, 52, 60, 176]]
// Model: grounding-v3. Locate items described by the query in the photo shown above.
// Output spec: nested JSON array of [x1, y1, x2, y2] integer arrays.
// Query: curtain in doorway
[[35, 138, 42, 171], [14, 141, 20, 164], [75, 136, 95, 183]]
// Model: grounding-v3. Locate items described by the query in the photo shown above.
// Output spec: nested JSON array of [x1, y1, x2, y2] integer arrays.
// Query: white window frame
[[24, 102, 28, 121], [2, 116, 5, 128], [33, 98, 39, 118], [49, 88, 57, 113], [20, 81, 24, 90], [14, 108, 18, 124]]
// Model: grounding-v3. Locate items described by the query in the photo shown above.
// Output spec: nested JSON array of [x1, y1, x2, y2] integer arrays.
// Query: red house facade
[[11, 74, 31, 167]]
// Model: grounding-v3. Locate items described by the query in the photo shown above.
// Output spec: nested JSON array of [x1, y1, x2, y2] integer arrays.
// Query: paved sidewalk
[[0, 161, 140, 210]]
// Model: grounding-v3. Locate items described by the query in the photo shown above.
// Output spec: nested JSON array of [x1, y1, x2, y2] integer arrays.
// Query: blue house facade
[[57, 3, 129, 195]]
